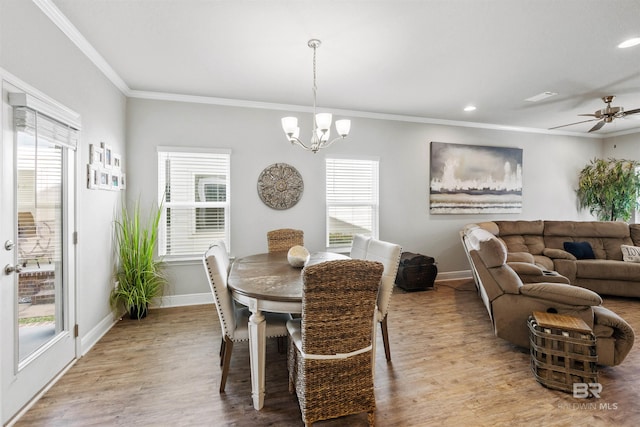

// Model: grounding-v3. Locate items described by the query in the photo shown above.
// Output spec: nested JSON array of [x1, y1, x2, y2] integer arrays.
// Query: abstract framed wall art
[[429, 141, 523, 214]]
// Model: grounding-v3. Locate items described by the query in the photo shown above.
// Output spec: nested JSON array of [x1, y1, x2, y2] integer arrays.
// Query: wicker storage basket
[[528, 311, 597, 393]]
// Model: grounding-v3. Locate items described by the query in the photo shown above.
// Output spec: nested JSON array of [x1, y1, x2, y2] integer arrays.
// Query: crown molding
[[129, 89, 607, 138], [33, 0, 130, 95], [1, 66, 82, 128], [36, 0, 636, 139]]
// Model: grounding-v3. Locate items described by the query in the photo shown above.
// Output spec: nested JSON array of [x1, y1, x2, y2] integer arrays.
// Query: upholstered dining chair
[[349, 233, 371, 259], [203, 241, 291, 392], [350, 236, 403, 362], [267, 228, 304, 253], [287, 259, 384, 426]]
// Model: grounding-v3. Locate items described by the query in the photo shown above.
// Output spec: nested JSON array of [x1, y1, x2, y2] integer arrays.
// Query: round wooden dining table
[[227, 251, 348, 410]]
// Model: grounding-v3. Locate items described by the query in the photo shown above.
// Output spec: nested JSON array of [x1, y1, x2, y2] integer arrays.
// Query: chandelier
[[281, 39, 351, 153]]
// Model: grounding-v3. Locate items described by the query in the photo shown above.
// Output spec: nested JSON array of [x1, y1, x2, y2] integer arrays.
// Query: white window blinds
[[157, 148, 231, 258], [13, 107, 79, 150], [326, 157, 379, 248]]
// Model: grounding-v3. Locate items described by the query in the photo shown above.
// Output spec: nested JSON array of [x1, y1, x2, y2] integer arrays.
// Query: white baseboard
[[155, 292, 213, 308], [436, 270, 473, 281], [80, 312, 119, 357]]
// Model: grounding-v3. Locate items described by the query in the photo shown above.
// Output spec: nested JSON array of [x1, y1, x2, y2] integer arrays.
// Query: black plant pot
[[129, 304, 148, 320]]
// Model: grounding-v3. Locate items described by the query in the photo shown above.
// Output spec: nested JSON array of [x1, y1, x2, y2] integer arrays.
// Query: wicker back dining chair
[[287, 259, 384, 426], [203, 241, 291, 392], [350, 236, 403, 362], [267, 228, 304, 252]]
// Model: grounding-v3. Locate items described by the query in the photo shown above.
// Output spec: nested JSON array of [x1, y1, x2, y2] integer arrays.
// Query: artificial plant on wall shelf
[[110, 198, 167, 319], [576, 158, 640, 222]]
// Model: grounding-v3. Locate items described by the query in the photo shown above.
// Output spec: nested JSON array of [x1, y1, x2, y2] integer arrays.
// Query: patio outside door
[[1, 83, 77, 424]]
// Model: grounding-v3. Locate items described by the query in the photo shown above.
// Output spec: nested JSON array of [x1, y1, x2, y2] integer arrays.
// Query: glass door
[[1, 83, 77, 424]]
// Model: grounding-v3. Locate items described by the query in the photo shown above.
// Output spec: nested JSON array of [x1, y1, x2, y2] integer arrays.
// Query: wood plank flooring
[[12, 280, 640, 426]]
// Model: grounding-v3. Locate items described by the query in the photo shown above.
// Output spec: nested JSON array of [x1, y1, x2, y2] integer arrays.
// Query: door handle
[[4, 264, 23, 275]]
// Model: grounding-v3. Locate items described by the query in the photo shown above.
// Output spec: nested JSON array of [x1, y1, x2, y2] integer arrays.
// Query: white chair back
[[365, 238, 402, 318], [203, 241, 236, 338], [350, 234, 371, 260], [211, 240, 231, 275]]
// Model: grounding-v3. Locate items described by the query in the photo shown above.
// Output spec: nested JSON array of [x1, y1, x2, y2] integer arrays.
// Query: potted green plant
[[576, 158, 640, 221], [110, 199, 167, 319]]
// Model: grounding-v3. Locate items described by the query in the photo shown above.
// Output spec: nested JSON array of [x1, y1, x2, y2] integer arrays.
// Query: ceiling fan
[[549, 95, 640, 132]]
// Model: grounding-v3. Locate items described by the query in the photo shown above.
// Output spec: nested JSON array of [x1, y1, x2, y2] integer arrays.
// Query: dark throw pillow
[[563, 241, 595, 260]]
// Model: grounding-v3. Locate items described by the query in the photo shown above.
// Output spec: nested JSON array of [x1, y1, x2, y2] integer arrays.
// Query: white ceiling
[[48, 0, 640, 136]]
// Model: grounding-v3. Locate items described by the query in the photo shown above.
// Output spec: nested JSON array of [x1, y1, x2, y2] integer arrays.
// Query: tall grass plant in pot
[[110, 199, 167, 319]]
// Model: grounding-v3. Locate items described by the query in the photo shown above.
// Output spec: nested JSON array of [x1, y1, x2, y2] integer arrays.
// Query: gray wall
[[127, 97, 602, 297], [1, 0, 126, 350], [603, 133, 640, 160]]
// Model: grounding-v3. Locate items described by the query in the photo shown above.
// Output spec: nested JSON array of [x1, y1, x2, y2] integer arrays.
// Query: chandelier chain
[[312, 43, 318, 112]]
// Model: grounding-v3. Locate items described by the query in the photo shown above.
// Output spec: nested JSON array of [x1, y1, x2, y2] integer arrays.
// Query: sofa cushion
[[495, 220, 545, 255], [477, 237, 507, 268], [621, 244, 640, 263], [576, 259, 640, 281], [545, 220, 633, 260], [563, 241, 595, 260]]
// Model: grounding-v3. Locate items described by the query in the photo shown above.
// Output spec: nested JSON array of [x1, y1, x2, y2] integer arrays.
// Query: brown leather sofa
[[471, 220, 640, 298], [461, 225, 634, 366]]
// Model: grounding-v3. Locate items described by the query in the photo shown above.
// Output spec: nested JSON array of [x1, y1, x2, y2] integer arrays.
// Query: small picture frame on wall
[[89, 144, 104, 165], [99, 169, 110, 189], [120, 173, 127, 190], [113, 153, 122, 170], [87, 164, 100, 189], [111, 173, 120, 190], [101, 142, 113, 169]]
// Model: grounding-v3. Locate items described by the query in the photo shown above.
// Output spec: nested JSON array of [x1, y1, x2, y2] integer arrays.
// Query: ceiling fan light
[[618, 37, 640, 48]]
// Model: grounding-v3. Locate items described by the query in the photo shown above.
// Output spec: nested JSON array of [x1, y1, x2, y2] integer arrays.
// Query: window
[[325, 157, 379, 249], [157, 147, 230, 258]]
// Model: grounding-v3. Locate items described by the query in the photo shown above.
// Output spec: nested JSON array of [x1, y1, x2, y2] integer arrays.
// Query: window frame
[[325, 155, 380, 251], [157, 146, 231, 260]]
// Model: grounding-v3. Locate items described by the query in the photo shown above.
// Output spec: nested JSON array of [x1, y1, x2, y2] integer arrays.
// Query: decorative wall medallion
[[257, 163, 304, 210]]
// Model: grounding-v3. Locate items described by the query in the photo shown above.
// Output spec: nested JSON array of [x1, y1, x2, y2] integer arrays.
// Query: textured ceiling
[[50, 0, 640, 136]]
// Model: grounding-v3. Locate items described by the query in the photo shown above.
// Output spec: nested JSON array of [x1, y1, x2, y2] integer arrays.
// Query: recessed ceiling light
[[618, 37, 640, 48], [525, 91, 558, 102], [464, 105, 476, 112]]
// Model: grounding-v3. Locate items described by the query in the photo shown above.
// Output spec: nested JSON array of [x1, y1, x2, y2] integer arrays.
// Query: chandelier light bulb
[[315, 113, 332, 131], [335, 119, 351, 137]]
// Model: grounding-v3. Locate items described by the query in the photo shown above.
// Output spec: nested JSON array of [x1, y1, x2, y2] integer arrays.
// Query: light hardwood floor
[[12, 280, 640, 426]]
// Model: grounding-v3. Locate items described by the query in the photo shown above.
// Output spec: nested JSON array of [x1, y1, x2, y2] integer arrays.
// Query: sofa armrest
[[520, 283, 602, 306], [543, 248, 577, 260], [593, 306, 635, 366], [506, 252, 535, 263], [508, 261, 543, 275], [508, 262, 570, 284]]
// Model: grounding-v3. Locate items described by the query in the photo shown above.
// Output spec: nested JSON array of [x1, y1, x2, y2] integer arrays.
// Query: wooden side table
[[528, 311, 598, 393]]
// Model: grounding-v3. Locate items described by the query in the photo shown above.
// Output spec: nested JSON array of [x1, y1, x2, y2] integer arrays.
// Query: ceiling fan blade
[[578, 114, 598, 117], [588, 120, 605, 132], [623, 108, 640, 116], [548, 118, 598, 130]]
